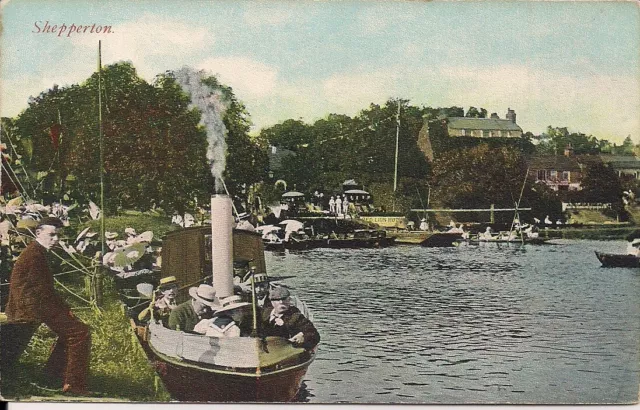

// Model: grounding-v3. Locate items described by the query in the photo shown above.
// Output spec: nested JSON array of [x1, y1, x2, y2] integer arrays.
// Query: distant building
[[599, 155, 640, 180], [528, 154, 584, 191], [447, 108, 523, 138], [527, 147, 605, 192]]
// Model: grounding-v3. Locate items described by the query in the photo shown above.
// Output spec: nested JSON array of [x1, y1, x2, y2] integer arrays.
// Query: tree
[[430, 144, 531, 219], [579, 161, 623, 206], [11, 62, 265, 214], [465, 106, 487, 118], [535, 126, 600, 156]]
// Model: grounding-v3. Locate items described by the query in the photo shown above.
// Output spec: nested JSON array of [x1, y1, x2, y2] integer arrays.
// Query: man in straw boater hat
[[4, 217, 91, 395], [154, 276, 179, 312], [260, 286, 320, 350], [168, 284, 218, 333]]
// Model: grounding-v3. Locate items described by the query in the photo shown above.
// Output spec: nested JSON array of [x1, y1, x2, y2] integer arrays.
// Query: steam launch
[[130, 194, 317, 402]]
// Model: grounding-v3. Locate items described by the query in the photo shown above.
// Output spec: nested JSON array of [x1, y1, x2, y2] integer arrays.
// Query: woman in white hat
[[194, 295, 250, 337]]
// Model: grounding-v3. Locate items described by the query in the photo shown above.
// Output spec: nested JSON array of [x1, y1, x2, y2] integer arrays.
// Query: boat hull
[[595, 251, 640, 268], [420, 232, 463, 247], [132, 321, 315, 403], [144, 346, 311, 402]]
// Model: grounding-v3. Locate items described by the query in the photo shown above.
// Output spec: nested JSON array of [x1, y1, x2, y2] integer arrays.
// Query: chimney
[[506, 108, 516, 124], [490, 113, 499, 119], [564, 143, 574, 157]]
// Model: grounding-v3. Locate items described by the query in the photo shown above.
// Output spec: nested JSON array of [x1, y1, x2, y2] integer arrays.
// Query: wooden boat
[[470, 236, 549, 245], [420, 232, 463, 247], [129, 196, 316, 402], [594, 250, 640, 268]]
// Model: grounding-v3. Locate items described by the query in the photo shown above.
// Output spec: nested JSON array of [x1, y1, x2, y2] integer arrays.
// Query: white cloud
[[197, 57, 278, 99], [323, 70, 401, 114], [71, 14, 212, 81]]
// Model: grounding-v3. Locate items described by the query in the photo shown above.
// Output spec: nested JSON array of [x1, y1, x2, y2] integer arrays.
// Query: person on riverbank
[[5, 217, 91, 395], [260, 286, 320, 350], [168, 284, 217, 332], [329, 196, 336, 214], [342, 196, 349, 217], [335, 196, 343, 217]]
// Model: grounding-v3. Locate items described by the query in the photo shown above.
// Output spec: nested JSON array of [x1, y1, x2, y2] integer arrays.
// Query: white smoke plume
[[174, 67, 229, 193]]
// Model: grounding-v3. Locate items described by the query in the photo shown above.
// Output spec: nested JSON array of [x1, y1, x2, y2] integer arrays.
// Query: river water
[[264, 240, 640, 404]]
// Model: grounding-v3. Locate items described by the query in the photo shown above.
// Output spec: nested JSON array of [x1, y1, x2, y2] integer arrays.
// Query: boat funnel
[[210, 194, 234, 299]]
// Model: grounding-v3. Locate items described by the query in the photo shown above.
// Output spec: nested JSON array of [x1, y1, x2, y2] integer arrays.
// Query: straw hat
[[188, 284, 218, 307], [215, 295, 249, 314], [159, 276, 177, 287]]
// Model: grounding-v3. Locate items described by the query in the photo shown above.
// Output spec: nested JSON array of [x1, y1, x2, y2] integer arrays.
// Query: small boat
[[130, 195, 317, 402], [594, 250, 640, 268], [420, 232, 463, 247]]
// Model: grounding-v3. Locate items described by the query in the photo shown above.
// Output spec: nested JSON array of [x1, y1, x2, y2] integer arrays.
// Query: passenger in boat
[[419, 218, 428, 231], [4, 217, 91, 395], [260, 286, 320, 350], [626, 238, 640, 256], [194, 295, 251, 337], [154, 276, 179, 316], [168, 284, 218, 332]]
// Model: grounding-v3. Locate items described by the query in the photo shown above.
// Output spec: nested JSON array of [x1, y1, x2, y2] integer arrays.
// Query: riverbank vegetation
[[2, 61, 639, 224]]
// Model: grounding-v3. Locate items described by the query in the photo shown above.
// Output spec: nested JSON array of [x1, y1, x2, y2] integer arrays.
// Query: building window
[[461, 129, 466, 136], [537, 170, 546, 180], [480, 130, 485, 138], [562, 171, 569, 181], [550, 170, 558, 180], [507, 131, 512, 137]]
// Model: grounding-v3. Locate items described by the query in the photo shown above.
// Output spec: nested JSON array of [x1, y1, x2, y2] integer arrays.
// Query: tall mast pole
[[98, 41, 105, 259], [393, 101, 400, 211]]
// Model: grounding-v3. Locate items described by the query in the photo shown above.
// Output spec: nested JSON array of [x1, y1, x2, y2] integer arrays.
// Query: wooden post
[[490, 204, 495, 224]]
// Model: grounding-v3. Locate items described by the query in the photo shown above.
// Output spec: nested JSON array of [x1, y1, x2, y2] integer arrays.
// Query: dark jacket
[[260, 306, 320, 349], [6, 241, 69, 323], [168, 300, 200, 332]]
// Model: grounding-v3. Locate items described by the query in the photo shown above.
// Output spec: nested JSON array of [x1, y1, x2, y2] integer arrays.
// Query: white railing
[[562, 202, 612, 211]]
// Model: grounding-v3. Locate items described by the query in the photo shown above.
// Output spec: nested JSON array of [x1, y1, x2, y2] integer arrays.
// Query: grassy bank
[[2, 212, 175, 402], [539, 226, 638, 241], [1, 276, 171, 401]]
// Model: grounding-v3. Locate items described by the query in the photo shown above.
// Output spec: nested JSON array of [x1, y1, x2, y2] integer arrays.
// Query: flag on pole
[[49, 123, 61, 150]]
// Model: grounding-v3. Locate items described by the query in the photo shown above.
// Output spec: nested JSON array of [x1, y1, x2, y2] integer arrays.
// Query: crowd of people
[[154, 274, 320, 350]]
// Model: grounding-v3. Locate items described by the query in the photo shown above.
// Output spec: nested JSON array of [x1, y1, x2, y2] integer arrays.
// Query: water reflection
[[267, 240, 640, 404]]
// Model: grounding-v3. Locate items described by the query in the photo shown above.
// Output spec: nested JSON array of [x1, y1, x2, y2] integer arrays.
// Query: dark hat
[[37, 217, 63, 229], [269, 286, 290, 301]]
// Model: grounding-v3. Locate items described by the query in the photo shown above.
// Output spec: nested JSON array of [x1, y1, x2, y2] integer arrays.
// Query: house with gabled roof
[[447, 109, 523, 138]]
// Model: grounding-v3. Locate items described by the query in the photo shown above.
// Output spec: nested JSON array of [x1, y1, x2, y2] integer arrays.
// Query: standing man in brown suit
[[5, 217, 91, 395]]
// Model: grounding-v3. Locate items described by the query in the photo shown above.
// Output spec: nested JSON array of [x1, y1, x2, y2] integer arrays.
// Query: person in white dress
[[335, 196, 343, 216]]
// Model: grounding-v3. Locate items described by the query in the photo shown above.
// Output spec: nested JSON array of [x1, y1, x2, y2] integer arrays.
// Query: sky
[[1, 0, 639, 143]]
